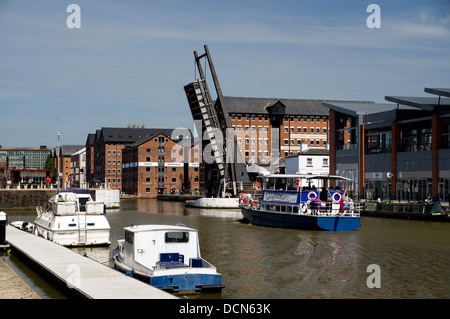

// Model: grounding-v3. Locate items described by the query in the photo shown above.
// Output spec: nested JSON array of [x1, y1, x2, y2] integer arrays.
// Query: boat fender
[[333, 192, 342, 202], [307, 191, 316, 200]]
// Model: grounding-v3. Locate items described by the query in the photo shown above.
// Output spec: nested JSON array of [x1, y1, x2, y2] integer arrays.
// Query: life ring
[[301, 203, 308, 214], [295, 178, 300, 185], [307, 191, 317, 200], [332, 192, 342, 202]]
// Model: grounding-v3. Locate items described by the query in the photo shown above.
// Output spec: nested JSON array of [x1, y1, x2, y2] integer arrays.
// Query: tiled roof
[[224, 96, 373, 116]]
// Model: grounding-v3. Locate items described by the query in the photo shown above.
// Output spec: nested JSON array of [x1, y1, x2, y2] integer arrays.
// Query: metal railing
[[241, 199, 361, 217]]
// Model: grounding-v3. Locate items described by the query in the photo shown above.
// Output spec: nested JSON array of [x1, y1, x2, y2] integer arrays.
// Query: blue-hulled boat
[[240, 174, 361, 231], [112, 224, 224, 293]]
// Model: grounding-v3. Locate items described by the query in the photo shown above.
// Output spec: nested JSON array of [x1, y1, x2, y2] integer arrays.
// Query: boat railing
[[241, 197, 361, 217], [308, 201, 361, 217], [239, 194, 262, 209], [154, 257, 215, 270], [36, 206, 43, 217]]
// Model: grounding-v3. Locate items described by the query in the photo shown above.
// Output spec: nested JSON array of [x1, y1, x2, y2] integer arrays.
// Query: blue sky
[[1, 0, 449, 147]]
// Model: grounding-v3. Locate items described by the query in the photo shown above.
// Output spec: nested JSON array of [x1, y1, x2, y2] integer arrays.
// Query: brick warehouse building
[[122, 132, 200, 196], [86, 127, 192, 191], [224, 96, 371, 168], [324, 87, 450, 201]]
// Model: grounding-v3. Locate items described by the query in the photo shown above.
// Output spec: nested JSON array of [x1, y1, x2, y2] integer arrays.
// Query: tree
[[44, 154, 53, 169]]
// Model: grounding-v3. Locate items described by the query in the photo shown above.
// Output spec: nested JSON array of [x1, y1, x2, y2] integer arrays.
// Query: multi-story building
[[0, 146, 54, 187], [122, 132, 200, 196], [224, 96, 368, 167], [70, 147, 86, 188], [88, 127, 192, 191], [324, 87, 450, 201], [0, 146, 53, 169], [56, 145, 84, 188], [0, 156, 8, 188]]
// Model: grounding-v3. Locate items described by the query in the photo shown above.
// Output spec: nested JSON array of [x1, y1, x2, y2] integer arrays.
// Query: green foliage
[[43, 154, 53, 169]]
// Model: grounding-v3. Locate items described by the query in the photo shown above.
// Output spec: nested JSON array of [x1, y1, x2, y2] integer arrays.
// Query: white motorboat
[[34, 189, 111, 247], [11, 220, 34, 233], [113, 224, 224, 293]]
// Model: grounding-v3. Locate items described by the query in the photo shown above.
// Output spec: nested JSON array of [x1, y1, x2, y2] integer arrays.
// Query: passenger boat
[[34, 189, 111, 247], [240, 174, 361, 231], [112, 224, 224, 293]]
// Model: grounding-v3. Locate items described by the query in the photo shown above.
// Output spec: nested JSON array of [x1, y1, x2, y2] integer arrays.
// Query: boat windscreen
[[165, 232, 189, 243]]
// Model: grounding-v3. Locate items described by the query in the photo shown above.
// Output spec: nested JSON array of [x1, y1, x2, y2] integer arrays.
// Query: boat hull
[[186, 197, 239, 209], [241, 206, 360, 231], [113, 248, 224, 293], [150, 273, 223, 293], [362, 201, 449, 221], [34, 215, 111, 247]]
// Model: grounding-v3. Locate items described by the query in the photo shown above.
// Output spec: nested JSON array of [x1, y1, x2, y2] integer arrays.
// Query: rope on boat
[[126, 269, 134, 277], [82, 251, 112, 264]]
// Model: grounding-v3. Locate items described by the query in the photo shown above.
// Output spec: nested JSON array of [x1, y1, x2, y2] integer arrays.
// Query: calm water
[[4, 198, 450, 299]]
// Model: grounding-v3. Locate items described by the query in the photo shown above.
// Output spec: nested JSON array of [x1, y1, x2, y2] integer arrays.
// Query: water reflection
[[5, 199, 450, 299], [292, 232, 362, 298]]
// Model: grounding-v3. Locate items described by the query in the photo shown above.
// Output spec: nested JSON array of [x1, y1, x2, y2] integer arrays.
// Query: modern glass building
[[0, 146, 53, 169], [324, 87, 450, 202]]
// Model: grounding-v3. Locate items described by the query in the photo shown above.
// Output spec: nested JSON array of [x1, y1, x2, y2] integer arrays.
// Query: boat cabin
[[49, 189, 105, 215], [253, 174, 356, 216], [118, 225, 202, 274]]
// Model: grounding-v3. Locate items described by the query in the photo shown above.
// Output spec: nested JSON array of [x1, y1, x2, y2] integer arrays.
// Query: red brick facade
[[230, 113, 329, 163], [122, 133, 200, 196]]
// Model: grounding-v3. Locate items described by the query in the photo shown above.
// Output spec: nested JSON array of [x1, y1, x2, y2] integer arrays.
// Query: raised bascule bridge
[[184, 45, 249, 198]]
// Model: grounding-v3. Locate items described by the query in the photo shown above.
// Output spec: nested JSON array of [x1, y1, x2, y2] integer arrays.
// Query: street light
[[57, 132, 60, 189]]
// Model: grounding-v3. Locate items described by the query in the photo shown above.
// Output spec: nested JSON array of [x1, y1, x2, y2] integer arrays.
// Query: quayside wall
[[0, 189, 94, 209]]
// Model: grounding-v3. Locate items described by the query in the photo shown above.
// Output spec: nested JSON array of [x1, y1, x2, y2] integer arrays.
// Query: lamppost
[[57, 132, 60, 189]]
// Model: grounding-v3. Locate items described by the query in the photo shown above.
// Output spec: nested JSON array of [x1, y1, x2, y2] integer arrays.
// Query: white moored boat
[[34, 189, 111, 247], [113, 224, 224, 293]]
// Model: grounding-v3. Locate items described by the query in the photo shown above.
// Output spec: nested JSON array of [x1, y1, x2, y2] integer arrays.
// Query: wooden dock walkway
[[5, 225, 177, 299]]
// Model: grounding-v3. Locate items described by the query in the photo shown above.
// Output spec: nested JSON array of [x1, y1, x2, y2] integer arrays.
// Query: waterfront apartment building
[[224, 96, 369, 168], [324, 87, 450, 201], [86, 127, 192, 191], [121, 133, 200, 196]]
